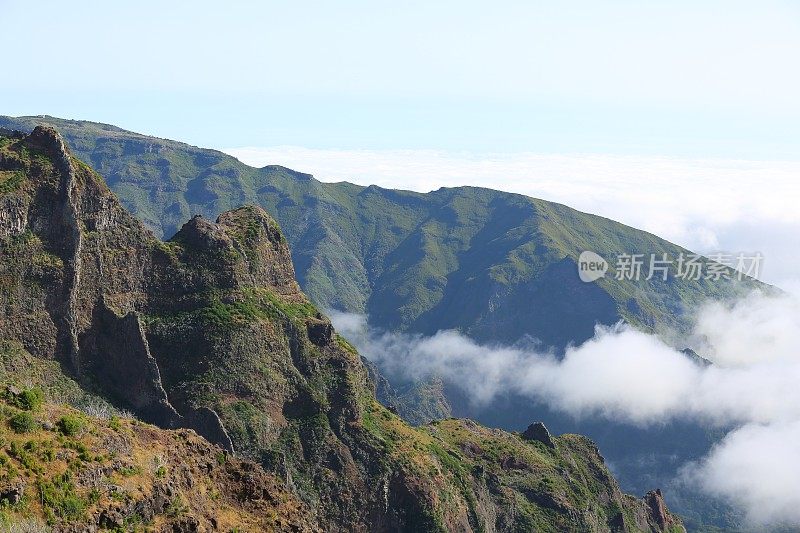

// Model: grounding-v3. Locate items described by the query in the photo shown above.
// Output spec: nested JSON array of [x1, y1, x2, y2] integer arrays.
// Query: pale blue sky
[[3, 0, 799, 158]]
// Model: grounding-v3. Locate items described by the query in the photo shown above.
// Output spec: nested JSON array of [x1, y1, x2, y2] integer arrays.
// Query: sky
[[3, 0, 799, 156], [2, 0, 799, 289]]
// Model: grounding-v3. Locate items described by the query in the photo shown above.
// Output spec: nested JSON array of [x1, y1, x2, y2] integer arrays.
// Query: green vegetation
[[108, 415, 122, 431], [147, 287, 317, 335], [165, 495, 188, 518], [116, 464, 142, 477], [8, 411, 36, 433], [56, 414, 84, 436], [38, 473, 87, 522], [0, 170, 25, 193], [7, 386, 44, 411]]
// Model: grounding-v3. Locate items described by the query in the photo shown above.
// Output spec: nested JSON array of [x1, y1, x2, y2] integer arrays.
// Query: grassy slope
[[0, 355, 680, 532], [0, 347, 316, 532]]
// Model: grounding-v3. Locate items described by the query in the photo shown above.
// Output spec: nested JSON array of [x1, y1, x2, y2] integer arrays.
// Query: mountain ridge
[[0, 115, 766, 350]]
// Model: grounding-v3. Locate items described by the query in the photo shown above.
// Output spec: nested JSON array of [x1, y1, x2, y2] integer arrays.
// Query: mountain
[[0, 115, 763, 530], [0, 116, 764, 349], [0, 125, 683, 531]]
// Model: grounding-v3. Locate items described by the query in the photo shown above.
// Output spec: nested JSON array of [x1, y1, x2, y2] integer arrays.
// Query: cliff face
[[0, 127, 684, 532]]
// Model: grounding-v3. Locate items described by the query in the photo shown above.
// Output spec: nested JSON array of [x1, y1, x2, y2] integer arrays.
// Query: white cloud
[[227, 146, 800, 290], [693, 291, 800, 366], [330, 291, 800, 525], [682, 421, 800, 528], [523, 326, 699, 423]]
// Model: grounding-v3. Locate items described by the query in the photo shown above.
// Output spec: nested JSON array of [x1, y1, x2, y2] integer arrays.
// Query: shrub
[[38, 474, 86, 521], [9, 412, 36, 434], [56, 415, 83, 437], [8, 441, 42, 473], [14, 388, 44, 411], [165, 495, 187, 518], [117, 465, 141, 477]]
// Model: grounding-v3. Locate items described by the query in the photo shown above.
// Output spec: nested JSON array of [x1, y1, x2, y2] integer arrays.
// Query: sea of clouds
[[330, 291, 800, 527]]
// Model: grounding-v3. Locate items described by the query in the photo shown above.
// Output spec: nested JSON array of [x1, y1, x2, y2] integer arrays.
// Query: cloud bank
[[330, 291, 800, 526]]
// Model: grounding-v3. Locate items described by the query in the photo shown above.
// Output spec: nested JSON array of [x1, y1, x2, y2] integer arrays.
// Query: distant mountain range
[[0, 116, 764, 349]]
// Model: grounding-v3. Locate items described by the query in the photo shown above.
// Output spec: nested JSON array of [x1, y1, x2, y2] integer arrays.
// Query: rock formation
[[522, 421, 556, 448]]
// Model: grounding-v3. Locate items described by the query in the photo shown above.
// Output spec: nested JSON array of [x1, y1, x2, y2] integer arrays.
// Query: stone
[[644, 489, 672, 530], [0, 483, 25, 505], [306, 318, 332, 346], [522, 422, 555, 448]]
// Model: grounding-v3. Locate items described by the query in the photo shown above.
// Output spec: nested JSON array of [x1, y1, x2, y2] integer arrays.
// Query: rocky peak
[[169, 206, 300, 296], [26, 125, 69, 161], [171, 213, 234, 251], [645, 489, 681, 530], [0, 128, 230, 447], [216, 205, 300, 295], [522, 421, 556, 448]]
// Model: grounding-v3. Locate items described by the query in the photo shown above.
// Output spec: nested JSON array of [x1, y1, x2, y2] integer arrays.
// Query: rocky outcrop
[[681, 348, 713, 367], [645, 489, 682, 531], [83, 302, 180, 425], [0, 482, 25, 505], [522, 421, 556, 448], [182, 405, 235, 453], [216, 206, 300, 294]]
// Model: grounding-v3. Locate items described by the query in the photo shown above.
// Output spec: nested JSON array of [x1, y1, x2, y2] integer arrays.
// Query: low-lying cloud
[[682, 421, 800, 527], [693, 291, 800, 366], [329, 290, 800, 526]]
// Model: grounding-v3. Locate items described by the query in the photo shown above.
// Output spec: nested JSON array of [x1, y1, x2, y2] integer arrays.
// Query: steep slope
[[0, 126, 683, 532], [0, 116, 765, 349], [0, 376, 316, 532]]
